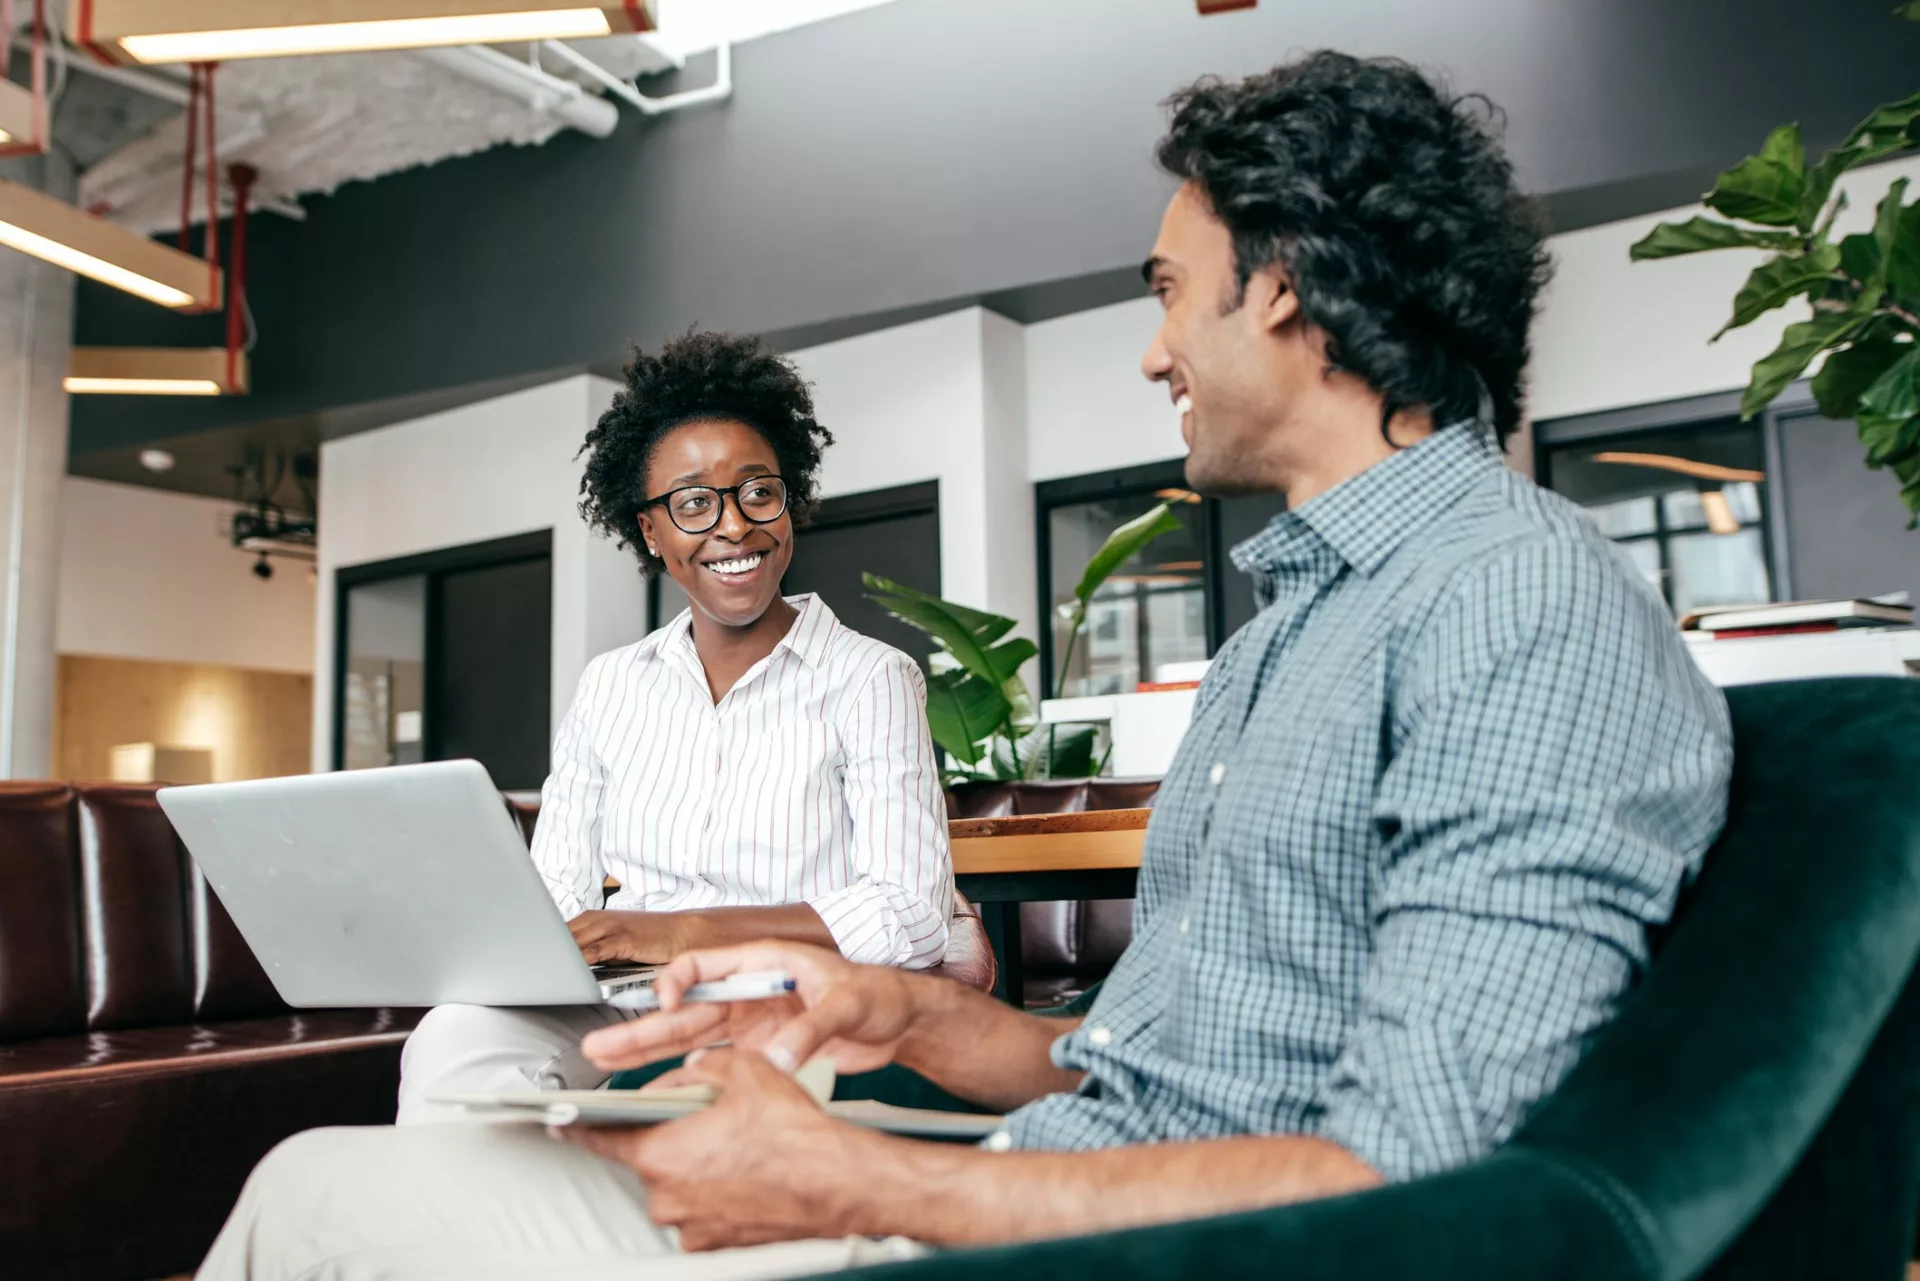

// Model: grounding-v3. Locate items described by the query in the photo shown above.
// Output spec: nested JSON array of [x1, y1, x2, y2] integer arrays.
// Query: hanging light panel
[[0, 79, 36, 147], [71, 1, 656, 65], [0, 182, 222, 308], [66, 347, 248, 396]]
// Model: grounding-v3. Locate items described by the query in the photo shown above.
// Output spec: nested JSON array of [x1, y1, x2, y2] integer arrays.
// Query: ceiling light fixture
[[138, 448, 177, 473], [71, 1, 655, 65], [0, 182, 221, 308], [1591, 452, 1766, 485], [0, 80, 38, 148], [66, 347, 248, 396], [1699, 490, 1742, 536]]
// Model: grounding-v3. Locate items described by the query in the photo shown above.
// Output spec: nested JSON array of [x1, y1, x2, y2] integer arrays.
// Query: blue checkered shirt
[[999, 423, 1732, 1181]]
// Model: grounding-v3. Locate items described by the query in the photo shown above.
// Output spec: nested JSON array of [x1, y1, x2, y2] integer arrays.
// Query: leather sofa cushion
[[0, 1008, 421, 1087], [946, 778, 1162, 820], [0, 784, 84, 1041], [76, 786, 196, 1031], [0, 1016, 418, 1281]]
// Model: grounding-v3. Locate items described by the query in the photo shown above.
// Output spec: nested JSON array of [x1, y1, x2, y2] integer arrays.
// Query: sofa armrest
[[827, 1149, 1649, 1281]]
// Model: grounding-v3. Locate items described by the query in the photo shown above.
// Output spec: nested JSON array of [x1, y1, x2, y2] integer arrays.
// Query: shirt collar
[[1232, 421, 1500, 580], [641, 592, 836, 671]]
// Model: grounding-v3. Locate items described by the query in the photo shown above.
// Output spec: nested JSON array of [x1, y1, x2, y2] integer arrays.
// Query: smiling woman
[[392, 332, 956, 1123]]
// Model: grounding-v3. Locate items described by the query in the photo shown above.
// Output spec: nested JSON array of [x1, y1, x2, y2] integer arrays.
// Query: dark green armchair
[[839, 677, 1920, 1281]]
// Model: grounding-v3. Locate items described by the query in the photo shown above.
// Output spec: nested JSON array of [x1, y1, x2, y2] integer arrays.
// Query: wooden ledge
[[947, 808, 1152, 841], [950, 808, 1150, 875]]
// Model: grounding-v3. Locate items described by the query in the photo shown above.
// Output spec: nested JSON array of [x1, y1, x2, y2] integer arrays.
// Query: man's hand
[[581, 941, 923, 1077], [568, 910, 689, 965], [561, 1048, 880, 1251]]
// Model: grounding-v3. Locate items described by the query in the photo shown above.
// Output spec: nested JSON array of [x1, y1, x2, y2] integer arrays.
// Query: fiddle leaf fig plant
[[865, 499, 1182, 785], [1630, 9, 1920, 525]]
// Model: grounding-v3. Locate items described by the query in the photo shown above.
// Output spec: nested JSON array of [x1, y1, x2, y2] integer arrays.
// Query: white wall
[[792, 307, 1037, 645], [56, 476, 316, 674], [313, 374, 648, 770], [1025, 296, 1180, 482]]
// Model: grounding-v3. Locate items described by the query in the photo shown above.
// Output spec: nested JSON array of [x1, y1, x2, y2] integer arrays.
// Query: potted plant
[[865, 502, 1183, 785], [1629, 5, 1920, 524]]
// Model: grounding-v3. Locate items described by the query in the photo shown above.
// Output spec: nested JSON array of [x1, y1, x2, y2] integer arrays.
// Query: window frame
[[1034, 460, 1230, 700], [1532, 382, 1809, 606]]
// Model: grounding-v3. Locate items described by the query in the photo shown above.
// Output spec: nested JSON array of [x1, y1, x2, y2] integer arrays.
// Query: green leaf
[[1900, 2, 1920, 20], [1864, 178, 1911, 303], [1804, 143, 1868, 231], [1703, 123, 1807, 227], [1840, 230, 1882, 285], [1841, 88, 1920, 165], [982, 636, 1037, 681], [1714, 246, 1842, 339], [1743, 309, 1875, 418], [922, 670, 1008, 767], [991, 724, 1100, 782], [1857, 409, 1920, 469], [861, 573, 1013, 647], [1891, 202, 1920, 300], [1810, 329, 1909, 419], [1073, 502, 1183, 605], [1860, 345, 1920, 422], [1629, 217, 1801, 261]]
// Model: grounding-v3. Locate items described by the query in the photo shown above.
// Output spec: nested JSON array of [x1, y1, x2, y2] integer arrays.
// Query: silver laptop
[[158, 760, 653, 1007]]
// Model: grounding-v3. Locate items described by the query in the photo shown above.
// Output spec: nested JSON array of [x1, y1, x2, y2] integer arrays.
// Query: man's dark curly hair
[[1156, 51, 1551, 447], [578, 331, 833, 576]]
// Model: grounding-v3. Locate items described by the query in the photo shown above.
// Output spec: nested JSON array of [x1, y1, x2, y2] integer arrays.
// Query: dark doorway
[[784, 482, 941, 669], [335, 530, 554, 790], [428, 554, 554, 789]]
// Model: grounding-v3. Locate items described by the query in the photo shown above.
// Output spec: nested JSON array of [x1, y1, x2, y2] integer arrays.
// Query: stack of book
[[1680, 597, 1913, 640]]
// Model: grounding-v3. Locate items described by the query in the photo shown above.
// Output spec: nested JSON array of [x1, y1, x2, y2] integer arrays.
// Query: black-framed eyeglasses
[[642, 475, 790, 535]]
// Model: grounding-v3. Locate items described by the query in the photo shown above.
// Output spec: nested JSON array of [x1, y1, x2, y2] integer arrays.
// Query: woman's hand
[[580, 941, 929, 1077], [567, 910, 690, 965]]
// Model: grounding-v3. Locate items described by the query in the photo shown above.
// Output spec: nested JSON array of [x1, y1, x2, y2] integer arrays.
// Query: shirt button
[[1087, 1025, 1113, 1048], [1209, 762, 1227, 787], [983, 1130, 1014, 1153], [1179, 916, 1190, 935]]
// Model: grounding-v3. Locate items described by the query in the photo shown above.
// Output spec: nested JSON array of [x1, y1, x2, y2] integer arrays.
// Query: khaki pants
[[196, 1123, 929, 1281], [396, 1002, 645, 1124]]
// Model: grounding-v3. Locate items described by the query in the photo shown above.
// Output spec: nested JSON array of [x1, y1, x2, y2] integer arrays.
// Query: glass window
[[1048, 492, 1207, 697], [341, 575, 426, 770], [1543, 418, 1774, 617]]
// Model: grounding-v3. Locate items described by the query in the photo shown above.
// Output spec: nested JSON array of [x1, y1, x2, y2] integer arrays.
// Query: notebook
[[433, 1058, 1002, 1139]]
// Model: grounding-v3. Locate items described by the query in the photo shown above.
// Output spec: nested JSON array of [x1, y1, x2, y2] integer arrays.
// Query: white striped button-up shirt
[[532, 594, 954, 968]]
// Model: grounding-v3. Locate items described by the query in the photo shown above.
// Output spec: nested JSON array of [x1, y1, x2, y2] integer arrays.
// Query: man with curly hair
[[393, 331, 955, 1124], [200, 52, 1731, 1280]]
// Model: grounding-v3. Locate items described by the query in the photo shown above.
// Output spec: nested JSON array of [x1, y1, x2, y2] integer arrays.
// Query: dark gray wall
[[71, 0, 1920, 456], [1777, 410, 1920, 608]]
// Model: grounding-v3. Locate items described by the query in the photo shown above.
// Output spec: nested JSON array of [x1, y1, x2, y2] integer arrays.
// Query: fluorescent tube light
[[0, 219, 194, 307], [0, 182, 220, 309], [72, 2, 654, 66], [67, 347, 247, 396], [65, 376, 222, 395]]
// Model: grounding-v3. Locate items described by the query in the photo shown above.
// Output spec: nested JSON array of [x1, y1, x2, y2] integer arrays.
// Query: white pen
[[605, 970, 798, 1013]]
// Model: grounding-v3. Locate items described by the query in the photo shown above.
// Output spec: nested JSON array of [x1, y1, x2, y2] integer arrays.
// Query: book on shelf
[[1680, 597, 1913, 635]]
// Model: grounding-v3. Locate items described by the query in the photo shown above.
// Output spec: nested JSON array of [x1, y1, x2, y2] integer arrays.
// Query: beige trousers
[[396, 1002, 646, 1124], [195, 1123, 930, 1281]]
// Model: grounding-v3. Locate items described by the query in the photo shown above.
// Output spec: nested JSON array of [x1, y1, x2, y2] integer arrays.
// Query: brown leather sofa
[[946, 778, 1159, 1007], [0, 783, 419, 1281]]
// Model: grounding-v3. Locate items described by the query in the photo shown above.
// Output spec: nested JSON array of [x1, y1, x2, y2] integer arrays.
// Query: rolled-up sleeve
[[530, 656, 612, 921], [1315, 538, 1732, 1181], [810, 651, 954, 969]]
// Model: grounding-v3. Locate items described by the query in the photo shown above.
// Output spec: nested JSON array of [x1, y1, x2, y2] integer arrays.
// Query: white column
[[0, 151, 75, 778]]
